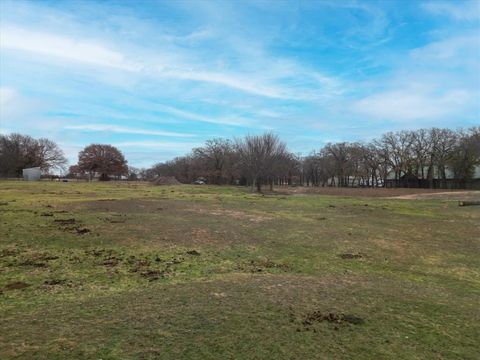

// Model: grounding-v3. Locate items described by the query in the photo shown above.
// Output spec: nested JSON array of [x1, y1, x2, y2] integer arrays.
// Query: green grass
[[0, 181, 479, 359]]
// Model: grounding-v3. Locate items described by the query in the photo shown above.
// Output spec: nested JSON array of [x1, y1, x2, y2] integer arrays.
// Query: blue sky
[[0, 0, 479, 168]]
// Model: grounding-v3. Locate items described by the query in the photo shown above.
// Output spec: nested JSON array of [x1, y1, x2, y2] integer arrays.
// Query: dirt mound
[[302, 311, 364, 326], [152, 176, 181, 185], [4, 281, 30, 290], [141, 269, 168, 281], [75, 227, 90, 235], [186, 250, 201, 256], [54, 218, 76, 225], [238, 258, 292, 273], [44, 279, 67, 286], [338, 253, 364, 260]]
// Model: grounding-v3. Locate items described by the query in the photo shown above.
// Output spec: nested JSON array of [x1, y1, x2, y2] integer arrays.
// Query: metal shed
[[22, 167, 41, 181]]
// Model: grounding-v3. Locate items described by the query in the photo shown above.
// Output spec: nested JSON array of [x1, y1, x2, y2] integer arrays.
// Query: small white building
[[22, 167, 41, 181]]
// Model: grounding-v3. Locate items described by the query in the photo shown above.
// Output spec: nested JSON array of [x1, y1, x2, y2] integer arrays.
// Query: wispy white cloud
[[0, 86, 17, 108], [0, 86, 46, 127], [352, 87, 472, 122], [153, 104, 254, 127], [113, 140, 203, 151], [351, 27, 479, 124], [0, 24, 342, 101], [160, 28, 215, 44], [422, 1, 480, 21], [163, 70, 289, 99], [64, 124, 196, 137], [1, 0, 478, 167], [410, 34, 480, 67], [0, 25, 271, 99], [0, 25, 138, 71]]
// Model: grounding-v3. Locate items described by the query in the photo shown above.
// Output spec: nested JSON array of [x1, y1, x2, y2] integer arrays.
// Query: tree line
[[143, 127, 480, 191], [1, 127, 479, 190], [0, 135, 128, 180], [0, 133, 67, 177]]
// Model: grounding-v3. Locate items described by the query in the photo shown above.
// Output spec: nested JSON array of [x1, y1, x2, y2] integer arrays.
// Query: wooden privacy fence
[[385, 178, 480, 189]]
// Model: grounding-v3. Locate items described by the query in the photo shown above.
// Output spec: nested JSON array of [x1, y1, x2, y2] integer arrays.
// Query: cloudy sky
[[0, 0, 479, 167]]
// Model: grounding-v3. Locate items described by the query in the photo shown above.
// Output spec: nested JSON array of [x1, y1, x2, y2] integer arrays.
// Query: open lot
[[0, 181, 479, 359]]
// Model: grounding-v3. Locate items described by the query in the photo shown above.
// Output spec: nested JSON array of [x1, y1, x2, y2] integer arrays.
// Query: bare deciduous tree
[[193, 139, 234, 184], [146, 127, 479, 190], [0, 133, 66, 177], [36, 138, 68, 173], [448, 127, 480, 183], [235, 133, 288, 192]]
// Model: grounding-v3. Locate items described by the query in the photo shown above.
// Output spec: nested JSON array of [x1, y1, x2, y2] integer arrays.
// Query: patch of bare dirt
[[85, 248, 114, 257], [190, 207, 272, 223], [140, 269, 169, 281], [3, 281, 30, 290], [54, 218, 90, 235], [11, 252, 59, 268], [54, 218, 76, 225], [189, 228, 217, 245], [102, 257, 121, 267], [79, 248, 185, 281], [238, 258, 292, 273], [186, 250, 201, 256], [273, 186, 478, 198], [44, 279, 67, 286], [389, 191, 480, 201], [302, 311, 365, 327], [75, 227, 91, 235], [71, 199, 173, 214], [338, 253, 364, 260], [98, 216, 126, 223], [0, 248, 21, 258], [18, 259, 48, 267]]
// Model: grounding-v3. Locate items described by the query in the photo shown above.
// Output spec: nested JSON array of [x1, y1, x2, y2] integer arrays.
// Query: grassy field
[[0, 181, 479, 359]]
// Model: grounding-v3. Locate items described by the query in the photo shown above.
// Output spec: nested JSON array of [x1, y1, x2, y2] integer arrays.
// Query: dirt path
[[388, 191, 480, 201], [273, 187, 480, 199]]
